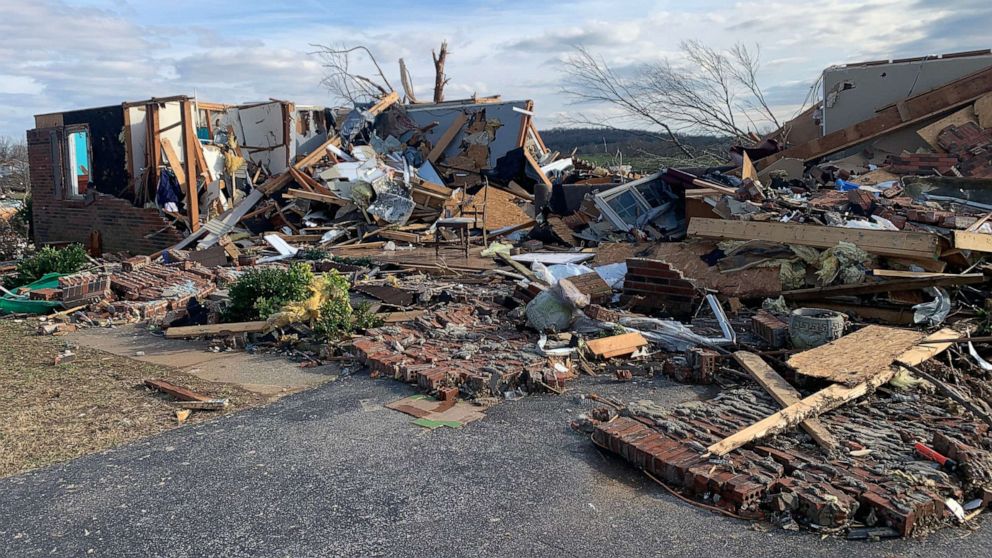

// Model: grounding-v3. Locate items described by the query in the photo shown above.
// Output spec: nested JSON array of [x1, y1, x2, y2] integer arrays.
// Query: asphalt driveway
[[1, 372, 989, 557]]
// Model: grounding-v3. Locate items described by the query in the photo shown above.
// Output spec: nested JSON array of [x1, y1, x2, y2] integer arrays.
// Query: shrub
[[5, 244, 89, 288], [311, 273, 383, 341], [225, 263, 314, 322]]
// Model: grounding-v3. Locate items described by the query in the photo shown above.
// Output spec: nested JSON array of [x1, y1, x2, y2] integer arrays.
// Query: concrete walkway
[[69, 324, 339, 396]]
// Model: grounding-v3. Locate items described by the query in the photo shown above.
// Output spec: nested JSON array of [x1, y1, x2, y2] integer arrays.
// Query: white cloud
[[0, 0, 989, 139]]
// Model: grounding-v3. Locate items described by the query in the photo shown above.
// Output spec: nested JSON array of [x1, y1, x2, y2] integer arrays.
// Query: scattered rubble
[[8, 49, 992, 540]]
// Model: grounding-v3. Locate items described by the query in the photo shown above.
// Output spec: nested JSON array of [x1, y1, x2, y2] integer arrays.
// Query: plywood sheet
[[787, 325, 924, 386]]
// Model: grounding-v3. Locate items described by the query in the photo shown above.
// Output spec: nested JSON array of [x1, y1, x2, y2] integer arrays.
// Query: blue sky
[[0, 0, 989, 138]]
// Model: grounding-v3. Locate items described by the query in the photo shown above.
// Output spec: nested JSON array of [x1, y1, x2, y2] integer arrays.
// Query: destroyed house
[[27, 96, 330, 254]]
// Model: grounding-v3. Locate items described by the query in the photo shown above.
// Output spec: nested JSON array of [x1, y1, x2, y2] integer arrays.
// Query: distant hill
[[538, 127, 731, 172]]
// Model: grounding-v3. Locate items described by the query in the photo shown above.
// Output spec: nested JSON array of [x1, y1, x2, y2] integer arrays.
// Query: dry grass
[[0, 319, 268, 478]]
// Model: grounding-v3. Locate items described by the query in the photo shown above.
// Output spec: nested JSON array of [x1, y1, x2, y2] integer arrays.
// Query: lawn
[[0, 319, 267, 477]]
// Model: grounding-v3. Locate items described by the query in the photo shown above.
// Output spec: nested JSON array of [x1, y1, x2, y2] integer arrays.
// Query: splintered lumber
[[174, 400, 230, 410], [586, 332, 648, 359], [786, 325, 924, 386], [732, 351, 837, 451], [706, 328, 957, 456], [284, 188, 348, 206], [871, 269, 963, 279], [782, 274, 985, 301], [428, 112, 468, 162], [758, 64, 992, 167], [144, 379, 212, 402], [687, 218, 941, 259], [164, 321, 269, 339], [954, 231, 992, 252]]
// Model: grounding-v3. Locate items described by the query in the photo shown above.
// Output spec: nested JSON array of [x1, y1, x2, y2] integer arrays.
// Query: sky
[[0, 0, 990, 139]]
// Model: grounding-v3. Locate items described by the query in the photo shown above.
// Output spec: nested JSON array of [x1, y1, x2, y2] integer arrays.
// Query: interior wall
[[61, 105, 127, 199]]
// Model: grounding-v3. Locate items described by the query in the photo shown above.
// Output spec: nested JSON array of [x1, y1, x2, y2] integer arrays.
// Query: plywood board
[[955, 230, 992, 252], [787, 325, 924, 386], [688, 218, 941, 259]]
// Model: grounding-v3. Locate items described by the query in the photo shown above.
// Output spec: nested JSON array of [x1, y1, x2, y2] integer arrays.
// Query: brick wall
[[622, 258, 701, 318], [27, 128, 184, 255]]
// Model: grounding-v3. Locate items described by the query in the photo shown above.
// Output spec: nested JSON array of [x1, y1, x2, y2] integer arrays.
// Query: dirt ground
[[0, 319, 268, 478]]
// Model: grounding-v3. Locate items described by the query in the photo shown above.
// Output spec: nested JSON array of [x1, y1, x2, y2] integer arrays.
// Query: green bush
[[225, 263, 314, 322], [5, 244, 89, 288]]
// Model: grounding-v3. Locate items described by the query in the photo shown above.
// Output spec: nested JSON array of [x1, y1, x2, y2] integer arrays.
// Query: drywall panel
[[403, 100, 531, 168], [220, 102, 289, 174], [159, 101, 185, 164]]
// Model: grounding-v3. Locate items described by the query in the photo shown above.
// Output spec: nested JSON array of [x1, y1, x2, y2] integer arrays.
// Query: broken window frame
[[62, 124, 92, 200], [593, 173, 663, 231]]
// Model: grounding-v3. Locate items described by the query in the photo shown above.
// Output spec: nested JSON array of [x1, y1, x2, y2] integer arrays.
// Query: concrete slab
[[69, 324, 339, 396]]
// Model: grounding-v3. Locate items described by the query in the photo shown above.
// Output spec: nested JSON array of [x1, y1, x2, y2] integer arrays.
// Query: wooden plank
[[284, 188, 348, 206], [181, 100, 200, 232], [954, 230, 992, 252], [741, 152, 758, 181], [164, 321, 269, 339], [288, 167, 318, 192], [786, 325, 924, 386], [871, 269, 964, 279], [706, 328, 956, 456], [376, 310, 426, 323], [586, 332, 648, 358], [427, 112, 468, 163], [782, 274, 985, 301], [160, 138, 187, 191], [688, 218, 941, 259], [293, 135, 342, 170], [524, 148, 553, 189], [732, 351, 837, 451], [366, 91, 400, 117], [759, 65, 992, 168], [144, 379, 212, 402]]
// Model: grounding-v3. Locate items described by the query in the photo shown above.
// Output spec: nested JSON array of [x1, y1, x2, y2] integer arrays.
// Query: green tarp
[[0, 272, 65, 315]]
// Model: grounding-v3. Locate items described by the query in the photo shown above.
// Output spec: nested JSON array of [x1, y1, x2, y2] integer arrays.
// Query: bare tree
[[0, 136, 30, 195], [561, 41, 781, 157], [311, 44, 395, 104]]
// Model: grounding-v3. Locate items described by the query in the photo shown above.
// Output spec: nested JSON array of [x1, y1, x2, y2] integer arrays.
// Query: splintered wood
[[707, 328, 957, 456], [787, 325, 924, 386]]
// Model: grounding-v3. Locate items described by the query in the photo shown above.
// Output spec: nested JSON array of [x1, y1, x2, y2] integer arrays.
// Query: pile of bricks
[[352, 303, 568, 397], [58, 273, 111, 304], [936, 122, 992, 178], [561, 272, 613, 305], [622, 258, 701, 318], [751, 310, 788, 348], [109, 262, 215, 302], [588, 386, 990, 536]]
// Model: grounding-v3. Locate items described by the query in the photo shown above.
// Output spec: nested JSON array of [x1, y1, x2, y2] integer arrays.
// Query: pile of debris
[[12, 50, 992, 540]]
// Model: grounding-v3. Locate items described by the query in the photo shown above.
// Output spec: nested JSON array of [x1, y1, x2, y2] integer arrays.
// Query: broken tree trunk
[[706, 328, 957, 456], [733, 351, 838, 452], [432, 40, 450, 104]]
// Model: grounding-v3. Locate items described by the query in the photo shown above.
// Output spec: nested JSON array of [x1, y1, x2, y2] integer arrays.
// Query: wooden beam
[[159, 138, 187, 193], [180, 100, 200, 232], [366, 91, 400, 117], [759, 65, 992, 168], [688, 218, 941, 259], [164, 321, 269, 339], [954, 231, 992, 252], [293, 135, 342, 170], [707, 328, 957, 456], [427, 112, 468, 163], [524, 149, 553, 189], [376, 310, 426, 323], [284, 188, 348, 206], [732, 351, 837, 452], [782, 274, 984, 301]]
